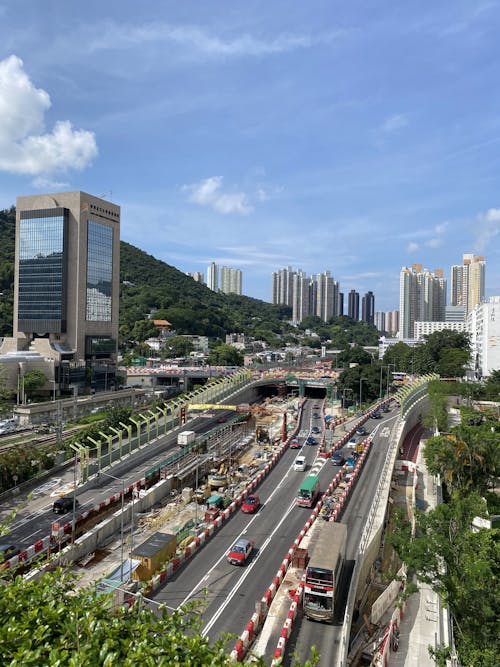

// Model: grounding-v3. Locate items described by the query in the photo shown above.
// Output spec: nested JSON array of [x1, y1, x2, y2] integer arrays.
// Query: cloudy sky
[[1, 1, 499, 310]]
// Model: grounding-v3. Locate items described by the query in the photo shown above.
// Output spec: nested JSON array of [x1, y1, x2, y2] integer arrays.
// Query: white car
[[294, 456, 307, 471]]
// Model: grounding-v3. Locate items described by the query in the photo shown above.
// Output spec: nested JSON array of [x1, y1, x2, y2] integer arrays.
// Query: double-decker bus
[[303, 522, 347, 622], [296, 475, 320, 508]]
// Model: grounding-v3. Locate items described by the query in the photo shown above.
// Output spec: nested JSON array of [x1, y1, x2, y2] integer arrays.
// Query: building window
[[18, 210, 67, 330], [86, 220, 113, 321]]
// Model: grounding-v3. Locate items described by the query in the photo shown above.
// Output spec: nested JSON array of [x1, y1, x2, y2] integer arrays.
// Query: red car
[[289, 438, 301, 449], [241, 494, 260, 514], [217, 416, 227, 423], [227, 537, 254, 565]]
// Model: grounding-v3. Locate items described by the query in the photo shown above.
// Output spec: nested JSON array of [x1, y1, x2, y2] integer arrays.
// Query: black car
[[53, 496, 79, 514], [356, 426, 367, 436], [306, 436, 317, 446], [371, 411, 382, 419], [331, 451, 345, 466], [311, 426, 320, 434], [312, 413, 320, 419]]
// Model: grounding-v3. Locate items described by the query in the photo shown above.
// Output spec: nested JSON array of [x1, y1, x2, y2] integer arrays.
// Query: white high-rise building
[[450, 253, 485, 315], [315, 271, 340, 322], [207, 262, 218, 292], [467, 296, 500, 379], [292, 271, 311, 323], [272, 266, 295, 307], [220, 266, 242, 295], [272, 267, 341, 323], [399, 264, 446, 338], [375, 311, 386, 332]]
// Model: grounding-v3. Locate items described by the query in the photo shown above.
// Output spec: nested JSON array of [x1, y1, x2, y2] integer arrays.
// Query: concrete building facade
[[399, 264, 446, 338], [467, 296, 500, 378], [0, 190, 120, 394]]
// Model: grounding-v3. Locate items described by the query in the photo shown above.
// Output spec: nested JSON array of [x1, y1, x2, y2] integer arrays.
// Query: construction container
[[129, 532, 176, 581]]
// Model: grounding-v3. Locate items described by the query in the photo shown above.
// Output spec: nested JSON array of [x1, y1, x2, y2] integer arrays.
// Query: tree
[[337, 345, 372, 366], [0, 569, 277, 666], [389, 495, 500, 667], [22, 369, 47, 400], [162, 336, 194, 359], [207, 344, 244, 366]]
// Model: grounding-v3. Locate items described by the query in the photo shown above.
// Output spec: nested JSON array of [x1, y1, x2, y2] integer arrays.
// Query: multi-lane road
[[148, 400, 398, 665], [2, 394, 398, 667]]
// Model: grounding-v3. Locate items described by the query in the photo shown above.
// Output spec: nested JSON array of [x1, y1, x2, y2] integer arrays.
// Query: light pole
[[359, 377, 367, 410], [341, 388, 352, 414], [98, 471, 126, 582], [386, 363, 396, 398]]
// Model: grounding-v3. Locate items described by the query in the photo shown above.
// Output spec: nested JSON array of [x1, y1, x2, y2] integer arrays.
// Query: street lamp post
[[341, 388, 353, 416], [386, 363, 396, 398], [359, 377, 367, 410]]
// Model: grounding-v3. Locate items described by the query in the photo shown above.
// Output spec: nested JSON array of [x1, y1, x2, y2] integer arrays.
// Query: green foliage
[[336, 362, 385, 404], [22, 369, 48, 397], [161, 336, 194, 359], [337, 345, 373, 366], [207, 343, 244, 366], [382, 330, 471, 377], [393, 391, 500, 667], [0, 206, 15, 337], [0, 570, 260, 666]]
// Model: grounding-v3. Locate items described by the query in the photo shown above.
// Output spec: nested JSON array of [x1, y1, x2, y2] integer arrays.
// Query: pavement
[[386, 440, 448, 667]]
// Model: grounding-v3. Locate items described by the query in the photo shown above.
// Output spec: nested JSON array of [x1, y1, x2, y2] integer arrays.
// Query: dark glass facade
[[18, 208, 68, 332], [86, 220, 113, 321]]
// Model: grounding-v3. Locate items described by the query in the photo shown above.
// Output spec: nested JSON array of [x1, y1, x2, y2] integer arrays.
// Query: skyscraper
[[450, 253, 485, 315], [292, 271, 311, 323], [272, 267, 341, 323], [207, 262, 218, 291], [399, 264, 446, 338], [348, 290, 359, 320], [361, 291, 375, 324], [4, 190, 120, 391], [220, 266, 242, 295], [315, 271, 340, 322], [272, 266, 295, 307]]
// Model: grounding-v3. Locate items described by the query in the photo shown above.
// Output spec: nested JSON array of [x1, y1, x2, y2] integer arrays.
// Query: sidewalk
[[389, 444, 446, 667]]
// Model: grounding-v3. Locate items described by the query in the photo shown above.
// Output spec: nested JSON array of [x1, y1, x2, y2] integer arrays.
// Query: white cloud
[[407, 241, 420, 253], [426, 221, 448, 248], [87, 22, 326, 59], [0, 55, 97, 176], [381, 113, 409, 133], [475, 207, 500, 252], [183, 176, 253, 215], [33, 176, 69, 190]]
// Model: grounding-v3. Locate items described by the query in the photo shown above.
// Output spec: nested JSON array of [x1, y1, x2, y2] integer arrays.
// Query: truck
[[177, 430, 196, 446], [304, 522, 347, 622]]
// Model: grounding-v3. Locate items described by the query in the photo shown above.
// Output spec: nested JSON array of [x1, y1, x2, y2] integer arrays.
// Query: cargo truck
[[177, 430, 196, 446]]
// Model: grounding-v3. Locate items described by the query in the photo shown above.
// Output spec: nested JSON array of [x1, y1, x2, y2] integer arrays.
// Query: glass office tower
[[12, 191, 120, 392]]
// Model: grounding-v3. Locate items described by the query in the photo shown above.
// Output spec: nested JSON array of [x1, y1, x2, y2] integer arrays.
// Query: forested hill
[[0, 207, 291, 340], [118, 240, 291, 340]]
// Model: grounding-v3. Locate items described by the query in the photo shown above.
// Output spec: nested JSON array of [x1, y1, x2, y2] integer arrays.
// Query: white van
[[294, 456, 307, 472]]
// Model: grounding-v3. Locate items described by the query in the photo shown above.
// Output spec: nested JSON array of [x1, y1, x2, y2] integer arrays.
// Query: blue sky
[[1, 1, 499, 311]]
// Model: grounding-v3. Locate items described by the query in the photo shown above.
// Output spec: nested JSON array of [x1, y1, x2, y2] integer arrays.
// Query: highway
[[148, 402, 398, 663], [281, 410, 398, 666], [2, 391, 398, 667]]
